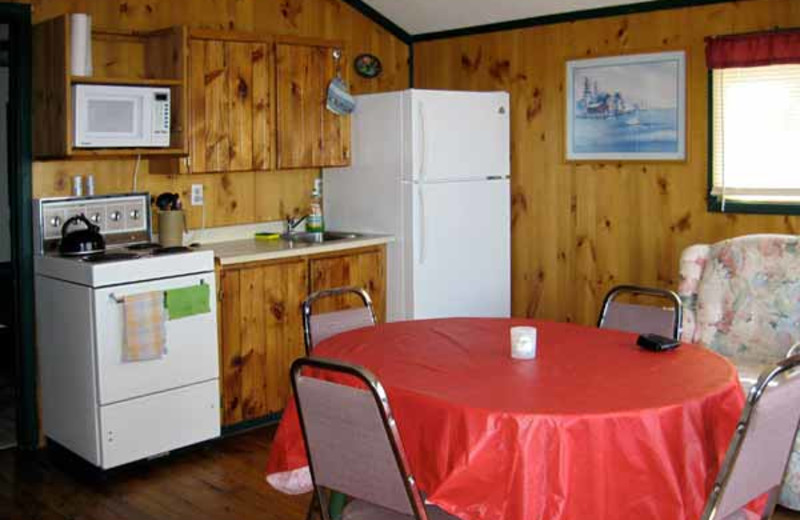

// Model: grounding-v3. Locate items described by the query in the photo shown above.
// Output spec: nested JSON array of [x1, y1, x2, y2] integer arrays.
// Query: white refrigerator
[[324, 89, 510, 322]]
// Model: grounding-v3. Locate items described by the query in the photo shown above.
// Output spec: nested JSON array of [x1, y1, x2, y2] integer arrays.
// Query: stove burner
[[80, 252, 141, 264], [151, 246, 192, 256], [126, 242, 161, 251]]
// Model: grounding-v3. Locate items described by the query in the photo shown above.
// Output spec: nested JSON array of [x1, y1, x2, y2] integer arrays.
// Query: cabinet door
[[189, 39, 272, 174], [276, 43, 351, 169], [309, 248, 386, 323], [219, 259, 306, 426]]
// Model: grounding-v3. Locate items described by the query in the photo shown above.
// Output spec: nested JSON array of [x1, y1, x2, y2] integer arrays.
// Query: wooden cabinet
[[152, 34, 351, 174], [33, 15, 188, 158], [186, 37, 273, 174], [276, 42, 351, 169], [309, 248, 386, 322], [219, 258, 307, 426], [217, 245, 385, 428]]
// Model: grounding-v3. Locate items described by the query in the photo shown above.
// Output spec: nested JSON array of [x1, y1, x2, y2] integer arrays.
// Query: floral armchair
[[678, 234, 800, 510]]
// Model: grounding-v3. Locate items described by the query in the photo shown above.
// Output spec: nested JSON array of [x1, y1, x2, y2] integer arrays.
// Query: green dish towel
[[164, 284, 210, 320]]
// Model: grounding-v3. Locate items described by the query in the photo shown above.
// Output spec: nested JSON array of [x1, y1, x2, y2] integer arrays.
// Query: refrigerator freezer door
[[408, 179, 510, 319], [408, 90, 509, 182]]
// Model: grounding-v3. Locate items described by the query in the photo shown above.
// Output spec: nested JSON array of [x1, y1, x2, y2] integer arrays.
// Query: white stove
[[34, 193, 220, 470]]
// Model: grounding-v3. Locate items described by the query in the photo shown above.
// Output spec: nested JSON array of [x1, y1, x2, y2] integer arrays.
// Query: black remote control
[[637, 333, 681, 352]]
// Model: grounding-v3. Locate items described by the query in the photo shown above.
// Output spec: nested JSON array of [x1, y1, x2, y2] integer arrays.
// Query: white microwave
[[73, 84, 171, 148]]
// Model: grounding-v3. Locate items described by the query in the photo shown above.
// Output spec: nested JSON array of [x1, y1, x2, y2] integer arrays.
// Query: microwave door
[[73, 85, 156, 148], [81, 96, 145, 148]]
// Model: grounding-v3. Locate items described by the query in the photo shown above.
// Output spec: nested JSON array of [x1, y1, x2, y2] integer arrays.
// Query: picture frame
[[354, 53, 383, 79], [565, 50, 686, 161]]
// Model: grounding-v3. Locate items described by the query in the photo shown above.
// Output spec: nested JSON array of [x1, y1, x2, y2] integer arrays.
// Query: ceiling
[[359, 0, 656, 36]]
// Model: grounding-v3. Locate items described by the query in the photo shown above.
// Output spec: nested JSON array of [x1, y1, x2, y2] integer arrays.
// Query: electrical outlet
[[191, 184, 204, 206]]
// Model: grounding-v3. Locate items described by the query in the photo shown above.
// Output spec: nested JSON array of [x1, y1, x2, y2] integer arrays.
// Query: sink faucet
[[285, 215, 307, 234]]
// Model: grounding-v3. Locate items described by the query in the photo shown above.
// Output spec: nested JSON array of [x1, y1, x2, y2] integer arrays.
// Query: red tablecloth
[[266, 318, 745, 520]]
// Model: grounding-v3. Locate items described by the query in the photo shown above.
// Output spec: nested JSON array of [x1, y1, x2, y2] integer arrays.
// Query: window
[[706, 30, 800, 213]]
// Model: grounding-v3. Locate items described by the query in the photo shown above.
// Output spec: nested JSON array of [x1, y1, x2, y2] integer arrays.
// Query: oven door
[[92, 272, 219, 405], [73, 84, 152, 148]]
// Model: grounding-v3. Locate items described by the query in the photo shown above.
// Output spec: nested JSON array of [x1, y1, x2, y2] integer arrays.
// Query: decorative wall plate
[[354, 53, 382, 79]]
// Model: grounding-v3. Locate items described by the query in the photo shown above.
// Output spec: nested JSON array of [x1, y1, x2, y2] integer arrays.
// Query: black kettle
[[59, 214, 106, 256]]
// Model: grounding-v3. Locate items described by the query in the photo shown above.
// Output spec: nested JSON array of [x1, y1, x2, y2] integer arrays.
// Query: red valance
[[706, 29, 800, 69]]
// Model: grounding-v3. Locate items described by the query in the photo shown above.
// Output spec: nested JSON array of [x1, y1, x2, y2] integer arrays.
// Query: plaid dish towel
[[123, 292, 167, 362]]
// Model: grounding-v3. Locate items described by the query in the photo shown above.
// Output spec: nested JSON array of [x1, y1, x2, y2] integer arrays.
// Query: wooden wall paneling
[[32, 159, 144, 197], [253, 169, 318, 221], [91, 32, 147, 79], [413, 0, 800, 326], [205, 171, 257, 227], [219, 267, 242, 426]]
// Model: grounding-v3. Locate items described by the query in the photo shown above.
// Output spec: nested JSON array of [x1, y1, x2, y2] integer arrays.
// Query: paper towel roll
[[70, 14, 93, 77]]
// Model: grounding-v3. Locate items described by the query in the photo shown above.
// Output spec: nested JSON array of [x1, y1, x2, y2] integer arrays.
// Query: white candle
[[510, 326, 537, 360]]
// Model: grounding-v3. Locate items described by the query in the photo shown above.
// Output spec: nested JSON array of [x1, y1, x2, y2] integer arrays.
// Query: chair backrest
[[291, 357, 428, 520], [597, 284, 683, 339], [701, 354, 800, 520], [678, 234, 800, 363], [302, 287, 377, 355]]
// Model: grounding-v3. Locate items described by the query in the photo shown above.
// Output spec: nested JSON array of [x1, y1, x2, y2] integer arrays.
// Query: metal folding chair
[[291, 357, 460, 520], [302, 286, 377, 355], [597, 284, 683, 340], [701, 354, 800, 520]]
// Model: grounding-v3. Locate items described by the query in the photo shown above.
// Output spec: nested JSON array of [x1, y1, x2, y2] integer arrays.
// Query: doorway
[[0, 21, 14, 449], [0, 3, 34, 450]]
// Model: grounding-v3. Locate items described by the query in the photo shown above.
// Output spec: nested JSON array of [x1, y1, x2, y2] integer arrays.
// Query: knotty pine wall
[[414, 0, 800, 326], [19, 0, 408, 228]]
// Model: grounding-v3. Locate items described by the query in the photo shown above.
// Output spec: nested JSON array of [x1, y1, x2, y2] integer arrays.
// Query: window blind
[[711, 64, 800, 204]]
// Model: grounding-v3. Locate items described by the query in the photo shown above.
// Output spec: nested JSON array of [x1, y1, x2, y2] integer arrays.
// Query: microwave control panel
[[152, 91, 171, 141]]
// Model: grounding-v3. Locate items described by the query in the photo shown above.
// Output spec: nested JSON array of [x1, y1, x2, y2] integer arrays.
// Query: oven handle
[[109, 279, 206, 304]]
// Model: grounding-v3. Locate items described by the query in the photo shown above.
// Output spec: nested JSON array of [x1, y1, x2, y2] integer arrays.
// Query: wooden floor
[[0, 426, 310, 520], [0, 424, 797, 520]]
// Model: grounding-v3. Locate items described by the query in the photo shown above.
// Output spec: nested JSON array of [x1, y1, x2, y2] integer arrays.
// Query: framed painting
[[565, 50, 686, 161]]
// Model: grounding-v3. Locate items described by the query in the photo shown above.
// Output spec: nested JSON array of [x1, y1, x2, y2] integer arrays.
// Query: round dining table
[[266, 318, 745, 520]]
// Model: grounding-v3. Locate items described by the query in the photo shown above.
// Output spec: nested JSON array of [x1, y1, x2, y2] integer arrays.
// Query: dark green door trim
[[0, 2, 35, 449]]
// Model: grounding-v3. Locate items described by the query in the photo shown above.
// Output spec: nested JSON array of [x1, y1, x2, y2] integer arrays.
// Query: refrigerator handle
[[418, 101, 426, 182], [418, 184, 426, 265]]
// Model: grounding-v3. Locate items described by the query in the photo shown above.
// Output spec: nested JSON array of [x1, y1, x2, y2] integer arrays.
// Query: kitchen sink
[[280, 231, 360, 243]]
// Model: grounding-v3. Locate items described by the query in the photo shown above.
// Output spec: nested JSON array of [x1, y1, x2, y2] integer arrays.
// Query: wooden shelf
[[33, 15, 189, 159], [70, 76, 183, 87], [70, 147, 187, 158]]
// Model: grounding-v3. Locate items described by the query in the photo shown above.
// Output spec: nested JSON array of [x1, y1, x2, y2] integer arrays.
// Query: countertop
[[197, 233, 393, 266]]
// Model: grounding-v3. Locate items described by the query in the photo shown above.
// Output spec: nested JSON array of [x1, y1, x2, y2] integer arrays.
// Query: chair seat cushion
[[343, 499, 461, 520]]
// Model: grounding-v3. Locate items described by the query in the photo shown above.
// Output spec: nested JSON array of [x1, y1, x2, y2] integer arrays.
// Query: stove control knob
[[49, 216, 61, 228], [110, 211, 122, 222], [90, 213, 101, 223], [130, 209, 141, 220]]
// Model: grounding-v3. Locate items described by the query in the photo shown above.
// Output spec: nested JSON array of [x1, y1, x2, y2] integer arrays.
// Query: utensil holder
[[158, 210, 184, 247]]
